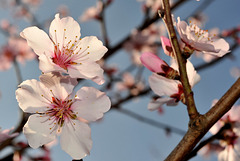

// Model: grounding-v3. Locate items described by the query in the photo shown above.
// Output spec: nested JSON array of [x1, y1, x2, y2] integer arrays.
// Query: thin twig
[[99, 0, 110, 47], [160, 0, 199, 120], [103, 0, 188, 60], [164, 78, 240, 161], [116, 107, 186, 136]]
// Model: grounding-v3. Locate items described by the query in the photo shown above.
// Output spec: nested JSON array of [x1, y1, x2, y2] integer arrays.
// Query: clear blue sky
[[0, 0, 239, 161]]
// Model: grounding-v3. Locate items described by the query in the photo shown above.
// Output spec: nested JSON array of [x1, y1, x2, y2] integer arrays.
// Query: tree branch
[[160, 0, 199, 120], [164, 78, 240, 161]]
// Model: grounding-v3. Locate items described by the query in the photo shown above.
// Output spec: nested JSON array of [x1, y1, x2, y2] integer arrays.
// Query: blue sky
[[0, 0, 239, 161]]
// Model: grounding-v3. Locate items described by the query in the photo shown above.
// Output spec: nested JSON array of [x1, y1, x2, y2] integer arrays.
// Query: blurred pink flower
[[79, 1, 103, 22], [16, 72, 111, 159], [139, 0, 173, 14], [0, 19, 17, 35], [21, 14, 107, 84], [175, 17, 230, 57], [116, 72, 144, 95], [209, 103, 240, 161], [22, 0, 42, 6], [0, 37, 36, 71], [230, 67, 240, 79], [148, 60, 200, 110], [0, 127, 19, 143], [187, 13, 208, 28], [57, 5, 69, 17], [124, 24, 161, 65]]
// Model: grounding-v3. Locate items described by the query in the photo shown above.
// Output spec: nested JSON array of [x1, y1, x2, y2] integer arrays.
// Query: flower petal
[[60, 120, 92, 159], [74, 36, 107, 62], [149, 73, 179, 96], [39, 54, 63, 73], [202, 38, 230, 57], [23, 114, 56, 149], [49, 14, 81, 49], [170, 60, 200, 87], [68, 62, 104, 85], [20, 26, 53, 56], [73, 87, 111, 122], [148, 97, 177, 111], [39, 72, 77, 99], [16, 79, 51, 113], [160, 36, 173, 57], [140, 52, 168, 73]]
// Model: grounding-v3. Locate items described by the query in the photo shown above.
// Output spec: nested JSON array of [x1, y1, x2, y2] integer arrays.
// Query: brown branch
[[186, 123, 231, 160], [160, 0, 199, 120], [99, 0, 110, 47], [164, 78, 240, 161]]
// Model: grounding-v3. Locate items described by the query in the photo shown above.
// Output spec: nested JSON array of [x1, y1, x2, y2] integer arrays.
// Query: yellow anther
[[64, 29, 66, 31]]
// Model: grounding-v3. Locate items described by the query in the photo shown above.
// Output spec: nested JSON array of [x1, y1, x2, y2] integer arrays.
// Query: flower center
[[170, 84, 185, 104], [189, 21, 214, 43], [51, 29, 91, 71], [40, 90, 78, 133]]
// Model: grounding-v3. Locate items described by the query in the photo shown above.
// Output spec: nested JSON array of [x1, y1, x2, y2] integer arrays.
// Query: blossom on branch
[[124, 24, 161, 65], [79, 1, 103, 22], [175, 17, 230, 57], [0, 127, 19, 143], [20, 13, 107, 84], [140, 52, 179, 79], [0, 37, 36, 70], [15, 72, 111, 159], [147, 60, 200, 110], [209, 103, 240, 161]]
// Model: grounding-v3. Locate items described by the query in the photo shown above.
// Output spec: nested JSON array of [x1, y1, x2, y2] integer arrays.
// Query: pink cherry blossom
[[140, 52, 180, 79], [123, 24, 161, 65], [160, 36, 174, 57], [209, 103, 240, 161], [80, 1, 103, 22], [230, 67, 240, 79], [175, 17, 230, 57], [116, 72, 144, 95], [15, 72, 111, 159], [140, 52, 168, 73], [0, 37, 36, 71], [0, 127, 19, 143], [148, 60, 200, 110], [20, 14, 107, 84]]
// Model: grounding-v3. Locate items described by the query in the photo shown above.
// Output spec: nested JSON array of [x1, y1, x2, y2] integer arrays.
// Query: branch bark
[[164, 78, 240, 161], [160, 0, 199, 120]]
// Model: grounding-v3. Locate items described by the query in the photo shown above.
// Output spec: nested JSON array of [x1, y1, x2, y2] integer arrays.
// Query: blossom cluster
[[140, 15, 229, 111], [15, 13, 111, 160], [200, 102, 240, 161]]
